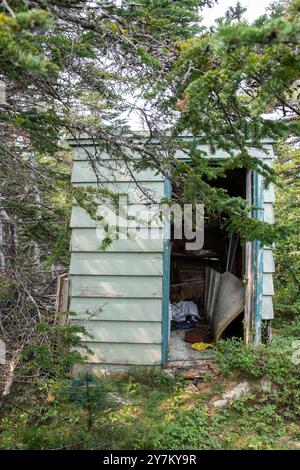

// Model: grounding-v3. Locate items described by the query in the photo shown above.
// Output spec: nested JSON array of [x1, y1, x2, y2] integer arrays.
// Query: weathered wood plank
[[71, 160, 164, 183], [69, 252, 163, 276], [72, 146, 150, 161], [80, 342, 162, 365], [69, 297, 163, 321], [55, 273, 69, 325], [70, 205, 163, 228], [55, 273, 69, 313], [175, 145, 274, 160], [262, 296, 274, 320], [72, 147, 110, 160], [263, 273, 274, 295], [263, 249, 275, 273], [263, 183, 275, 203], [262, 158, 273, 168], [70, 275, 163, 298], [72, 181, 164, 203], [70, 228, 164, 252], [78, 320, 161, 344], [264, 203, 274, 224]]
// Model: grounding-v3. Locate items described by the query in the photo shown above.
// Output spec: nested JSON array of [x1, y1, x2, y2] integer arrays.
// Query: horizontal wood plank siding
[[71, 228, 164, 252], [79, 321, 161, 344], [69, 297, 163, 322], [264, 183, 275, 203], [70, 205, 163, 228], [263, 249, 275, 274], [69, 252, 163, 276], [175, 144, 274, 161], [72, 181, 164, 203], [71, 142, 274, 162], [263, 273, 275, 296], [262, 296, 274, 320], [72, 160, 164, 183], [264, 202, 275, 224], [72, 147, 145, 161], [80, 342, 162, 365], [71, 275, 163, 298]]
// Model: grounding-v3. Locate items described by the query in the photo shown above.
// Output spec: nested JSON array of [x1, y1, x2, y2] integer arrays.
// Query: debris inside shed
[[168, 169, 246, 363], [169, 299, 199, 325], [168, 330, 213, 362]]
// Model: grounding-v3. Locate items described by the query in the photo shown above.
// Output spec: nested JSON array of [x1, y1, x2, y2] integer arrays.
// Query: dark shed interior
[[169, 169, 247, 359]]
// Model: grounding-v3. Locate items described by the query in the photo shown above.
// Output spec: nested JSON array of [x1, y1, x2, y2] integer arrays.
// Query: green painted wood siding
[[69, 145, 165, 374], [261, 147, 275, 320]]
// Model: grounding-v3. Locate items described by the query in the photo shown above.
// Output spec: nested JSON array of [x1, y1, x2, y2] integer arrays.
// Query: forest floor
[[1, 317, 300, 450]]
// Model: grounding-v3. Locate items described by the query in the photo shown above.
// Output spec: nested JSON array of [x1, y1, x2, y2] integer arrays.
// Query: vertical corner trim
[[162, 179, 172, 363]]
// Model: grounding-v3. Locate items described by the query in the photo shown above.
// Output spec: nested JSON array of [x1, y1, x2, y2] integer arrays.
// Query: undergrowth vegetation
[[1, 140, 299, 450], [1, 317, 300, 450]]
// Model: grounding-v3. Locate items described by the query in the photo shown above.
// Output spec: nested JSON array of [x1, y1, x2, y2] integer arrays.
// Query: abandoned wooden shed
[[67, 136, 275, 375]]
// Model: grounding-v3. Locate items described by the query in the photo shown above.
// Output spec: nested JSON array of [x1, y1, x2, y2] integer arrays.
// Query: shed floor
[[168, 330, 213, 362]]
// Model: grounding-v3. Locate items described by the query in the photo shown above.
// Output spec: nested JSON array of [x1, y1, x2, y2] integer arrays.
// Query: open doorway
[[168, 169, 247, 362]]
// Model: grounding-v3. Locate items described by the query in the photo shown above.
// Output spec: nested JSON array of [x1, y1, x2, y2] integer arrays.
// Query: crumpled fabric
[[169, 300, 199, 323]]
